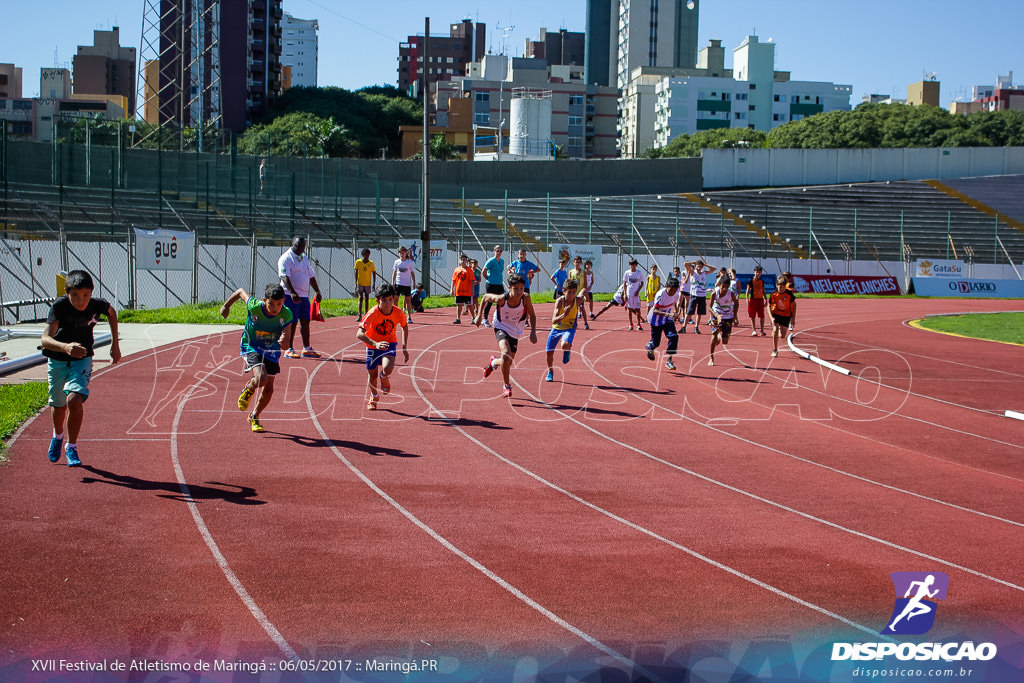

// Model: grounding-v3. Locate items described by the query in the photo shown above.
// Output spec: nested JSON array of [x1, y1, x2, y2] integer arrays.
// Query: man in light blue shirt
[[480, 245, 506, 326]]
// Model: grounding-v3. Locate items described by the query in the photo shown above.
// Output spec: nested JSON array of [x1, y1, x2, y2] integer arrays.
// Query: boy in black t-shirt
[[40, 270, 121, 466]]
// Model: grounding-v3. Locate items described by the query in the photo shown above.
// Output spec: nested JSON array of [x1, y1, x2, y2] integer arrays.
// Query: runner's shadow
[[328, 439, 420, 458], [381, 410, 514, 430], [79, 466, 266, 505]]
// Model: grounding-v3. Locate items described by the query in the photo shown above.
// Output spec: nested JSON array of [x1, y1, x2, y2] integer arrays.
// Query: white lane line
[[576, 331, 1024, 524], [525, 332, 1024, 592], [301, 334, 660, 680], [170, 356, 300, 661], [406, 330, 887, 640]]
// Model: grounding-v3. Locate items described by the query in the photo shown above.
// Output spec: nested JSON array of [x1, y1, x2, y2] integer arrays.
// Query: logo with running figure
[[881, 572, 949, 635]]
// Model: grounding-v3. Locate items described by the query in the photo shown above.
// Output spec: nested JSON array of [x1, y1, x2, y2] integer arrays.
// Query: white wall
[[703, 147, 1024, 188]]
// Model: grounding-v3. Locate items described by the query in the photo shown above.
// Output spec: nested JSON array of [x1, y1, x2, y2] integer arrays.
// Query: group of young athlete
[[39, 247, 799, 464]]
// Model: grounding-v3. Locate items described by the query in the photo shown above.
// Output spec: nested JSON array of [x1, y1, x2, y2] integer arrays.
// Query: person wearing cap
[[622, 258, 645, 331], [682, 259, 716, 334]]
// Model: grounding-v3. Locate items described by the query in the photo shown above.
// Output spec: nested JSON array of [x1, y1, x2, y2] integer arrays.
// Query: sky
[[2, 0, 1021, 107]]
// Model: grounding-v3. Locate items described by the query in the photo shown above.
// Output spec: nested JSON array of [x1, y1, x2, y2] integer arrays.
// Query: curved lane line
[[300, 331, 659, 681]]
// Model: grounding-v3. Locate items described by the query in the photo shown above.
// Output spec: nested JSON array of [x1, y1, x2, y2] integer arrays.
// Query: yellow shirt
[[552, 296, 579, 331], [568, 268, 584, 288], [354, 259, 376, 287]]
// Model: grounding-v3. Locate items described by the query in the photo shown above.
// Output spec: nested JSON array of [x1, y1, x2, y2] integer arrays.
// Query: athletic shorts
[[486, 283, 505, 295], [494, 328, 520, 355], [584, 291, 593, 302], [712, 318, 733, 343], [365, 342, 397, 370], [747, 298, 766, 317], [686, 296, 707, 316], [554, 288, 563, 298], [47, 357, 93, 406], [545, 326, 577, 352], [357, 285, 373, 296], [395, 285, 412, 297], [243, 351, 281, 376], [455, 295, 471, 304], [473, 286, 480, 298], [626, 293, 642, 309], [772, 314, 792, 328], [285, 296, 311, 321]]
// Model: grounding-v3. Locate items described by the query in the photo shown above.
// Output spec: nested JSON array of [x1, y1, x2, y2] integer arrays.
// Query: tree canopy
[[648, 105, 1024, 157], [254, 85, 422, 158]]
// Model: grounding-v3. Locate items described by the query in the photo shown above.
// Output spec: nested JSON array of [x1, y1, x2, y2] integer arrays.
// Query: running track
[[1, 298, 1022, 681]]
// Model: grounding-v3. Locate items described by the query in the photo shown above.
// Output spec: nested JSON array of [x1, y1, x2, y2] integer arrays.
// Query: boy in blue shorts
[[544, 279, 583, 382], [356, 283, 410, 410], [40, 270, 122, 466], [221, 284, 294, 433]]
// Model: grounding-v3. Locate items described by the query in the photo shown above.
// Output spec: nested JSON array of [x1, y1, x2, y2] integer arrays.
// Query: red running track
[[1, 298, 1021, 681]]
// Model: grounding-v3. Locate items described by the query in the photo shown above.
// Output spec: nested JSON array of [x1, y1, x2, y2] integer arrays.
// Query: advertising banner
[[397, 239, 447, 264], [133, 229, 195, 271], [914, 259, 966, 278], [550, 243, 603, 272], [912, 277, 1024, 298], [790, 274, 902, 295]]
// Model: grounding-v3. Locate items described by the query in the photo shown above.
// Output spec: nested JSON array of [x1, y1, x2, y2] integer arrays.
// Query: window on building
[[749, 105, 755, 111], [749, 83, 756, 89], [570, 94, 584, 105], [475, 92, 489, 102], [474, 112, 489, 124], [773, 94, 781, 102], [568, 115, 583, 126]]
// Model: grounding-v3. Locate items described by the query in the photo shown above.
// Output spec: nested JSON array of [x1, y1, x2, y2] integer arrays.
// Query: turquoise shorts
[[47, 357, 93, 407]]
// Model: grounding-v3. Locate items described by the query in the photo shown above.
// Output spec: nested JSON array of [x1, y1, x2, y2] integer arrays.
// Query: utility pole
[[421, 17, 431, 293]]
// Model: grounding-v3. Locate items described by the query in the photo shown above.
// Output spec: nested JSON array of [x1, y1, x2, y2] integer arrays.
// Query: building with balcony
[[429, 55, 618, 159], [398, 19, 486, 99], [282, 13, 318, 88], [620, 36, 851, 156]]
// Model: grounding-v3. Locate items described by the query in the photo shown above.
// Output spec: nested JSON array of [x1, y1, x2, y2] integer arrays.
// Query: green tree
[[238, 112, 351, 157], [654, 127, 767, 158], [408, 134, 462, 160]]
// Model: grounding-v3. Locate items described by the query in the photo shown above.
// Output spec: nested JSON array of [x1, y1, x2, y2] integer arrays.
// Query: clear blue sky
[[2, 1, 1020, 107]]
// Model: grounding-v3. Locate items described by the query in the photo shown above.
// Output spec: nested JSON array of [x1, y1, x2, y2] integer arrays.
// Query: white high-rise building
[[282, 13, 318, 88]]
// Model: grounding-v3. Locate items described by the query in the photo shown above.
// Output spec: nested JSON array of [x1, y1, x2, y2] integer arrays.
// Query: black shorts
[[494, 328, 519, 355], [713, 318, 733, 343], [772, 314, 792, 328], [455, 295, 471, 304], [486, 283, 505, 296], [395, 284, 412, 297], [243, 352, 281, 375], [686, 296, 707, 316]]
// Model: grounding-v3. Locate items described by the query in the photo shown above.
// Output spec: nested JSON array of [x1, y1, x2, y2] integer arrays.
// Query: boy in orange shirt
[[356, 283, 410, 409], [450, 253, 476, 324], [768, 274, 797, 358]]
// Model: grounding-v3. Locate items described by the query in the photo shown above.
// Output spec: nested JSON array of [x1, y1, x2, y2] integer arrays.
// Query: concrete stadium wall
[[344, 157, 704, 199], [702, 147, 1024, 189]]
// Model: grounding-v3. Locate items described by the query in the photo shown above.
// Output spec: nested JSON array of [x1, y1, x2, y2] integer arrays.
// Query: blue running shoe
[[65, 444, 82, 468], [545, 369, 554, 382], [48, 436, 63, 463], [562, 350, 572, 364]]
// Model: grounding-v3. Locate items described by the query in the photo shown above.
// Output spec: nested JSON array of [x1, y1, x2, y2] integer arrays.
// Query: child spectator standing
[[623, 258, 645, 331], [509, 249, 541, 294], [392, 246, 418, 323], [470, 259, 482, 319], [682, 259, 716, 334], [40, 270, 122, 466], [354, 248, 377, 322], [644, 264, 662, 318], [357, 283, 410, 410], [745, 265, 767, 336], [582, 260, 595, 327], [450, 254, 476, 324], [221, 283, 294, 433], [550, 259, 569, 298]]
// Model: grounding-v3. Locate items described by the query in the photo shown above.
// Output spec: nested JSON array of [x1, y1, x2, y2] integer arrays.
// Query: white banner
[[398, 239, 447, 264], [914, 259, 966, 278], [550, 243, 603, 272], [134, 228, 195, 271]]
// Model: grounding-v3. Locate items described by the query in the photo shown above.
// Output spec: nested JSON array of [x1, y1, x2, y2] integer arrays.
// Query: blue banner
[[912, 278, 1024, 298]]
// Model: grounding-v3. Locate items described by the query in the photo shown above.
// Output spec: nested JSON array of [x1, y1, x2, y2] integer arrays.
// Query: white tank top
[[711, 289, 735, 319], [492, 294, 528, 338]]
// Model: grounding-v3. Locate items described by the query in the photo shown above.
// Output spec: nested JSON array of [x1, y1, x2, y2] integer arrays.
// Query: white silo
[[509, 88, 554, 159]]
